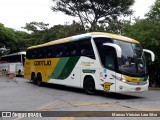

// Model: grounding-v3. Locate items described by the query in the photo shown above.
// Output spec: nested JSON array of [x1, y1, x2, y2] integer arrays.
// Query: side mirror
[[103, 43, 122, 58], [143, 49, 155, 62]]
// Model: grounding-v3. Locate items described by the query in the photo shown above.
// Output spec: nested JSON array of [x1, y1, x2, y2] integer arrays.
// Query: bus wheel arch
[[37, 72, 43, 86], [83, 75, 96, 95]]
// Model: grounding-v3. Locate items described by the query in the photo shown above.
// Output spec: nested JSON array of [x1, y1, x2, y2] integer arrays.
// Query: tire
[[37, 75, 43, 86], [31, 73, 35, 83], [83, 78, 96, 95], [33, 77, 38, 85]]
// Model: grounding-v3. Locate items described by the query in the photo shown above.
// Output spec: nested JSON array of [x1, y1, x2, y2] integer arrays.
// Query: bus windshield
[[114, 40, 147, 77]]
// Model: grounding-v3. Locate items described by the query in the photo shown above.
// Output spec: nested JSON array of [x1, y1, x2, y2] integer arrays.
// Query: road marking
[[72, 102, 122, 108], [35, 100, 59, 111], [14, 100, 60, 120], [56, 102, 125, 120], [13, 100, 160, 120], [39, 103, 71, 111], [59, 117, 75, 120]]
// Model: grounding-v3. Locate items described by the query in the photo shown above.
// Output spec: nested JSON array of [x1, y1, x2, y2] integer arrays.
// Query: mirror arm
[[103, 43, 122, 58], [143, 49, 155, 62]]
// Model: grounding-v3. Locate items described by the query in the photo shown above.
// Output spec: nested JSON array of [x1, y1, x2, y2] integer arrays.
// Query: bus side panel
[[67, 68, 81, 87], [48, 57, 80, 86], [24, 58, 35, 80], [97, 68, 116, 92], [77, 57, 101, 90], [24, 58, 60, 82]]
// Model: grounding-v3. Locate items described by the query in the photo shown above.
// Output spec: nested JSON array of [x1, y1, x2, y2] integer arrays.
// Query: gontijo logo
[[34, 60, 51, 66]]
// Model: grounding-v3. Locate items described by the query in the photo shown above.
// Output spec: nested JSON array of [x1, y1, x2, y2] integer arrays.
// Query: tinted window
[[77, 38, 95, 59], [65, 42, 78, 57], [94, 37, 113, 51], [0, 55, 21, 62], [94, 37, 116, 70], [26, 38, 95, 59]]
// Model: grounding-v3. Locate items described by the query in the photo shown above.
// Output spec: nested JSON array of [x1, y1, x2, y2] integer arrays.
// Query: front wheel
[[83, 78, 96, 95]]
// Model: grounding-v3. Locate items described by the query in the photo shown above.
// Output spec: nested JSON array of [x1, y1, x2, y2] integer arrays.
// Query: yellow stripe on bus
[[28, 37, 72, 49], [91, 32, 140, 44]]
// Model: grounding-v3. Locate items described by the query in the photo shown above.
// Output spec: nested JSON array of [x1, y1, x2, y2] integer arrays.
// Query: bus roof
[[1, 52, 26, 58], [28, 32, 140, 49]]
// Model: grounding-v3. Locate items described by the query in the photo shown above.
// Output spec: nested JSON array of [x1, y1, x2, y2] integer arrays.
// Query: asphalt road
[[0, 76, 160, 120]]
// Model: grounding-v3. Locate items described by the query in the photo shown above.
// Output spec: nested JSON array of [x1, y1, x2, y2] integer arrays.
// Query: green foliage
[[22, 22, 49, 33], [14, 31, 31, 52], [0, 23, 16, 53], [123, 0, 160, 62], [51, 0, 134, 31], [123, 19, 160, 60], [0, 23, 35, 55], [106, 19, 131, 34], [146, 0, 160, 22], [43, 21, 85, 42]]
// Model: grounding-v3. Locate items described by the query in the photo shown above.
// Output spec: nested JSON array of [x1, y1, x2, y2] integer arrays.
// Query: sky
[[0, 0, 156, 31]]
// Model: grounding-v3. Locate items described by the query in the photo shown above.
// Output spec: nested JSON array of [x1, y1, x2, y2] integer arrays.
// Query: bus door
[[100, 46, 117, 92]]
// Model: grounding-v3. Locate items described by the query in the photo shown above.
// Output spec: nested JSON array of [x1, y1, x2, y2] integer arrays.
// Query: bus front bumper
[[116, 81, 149, 93]]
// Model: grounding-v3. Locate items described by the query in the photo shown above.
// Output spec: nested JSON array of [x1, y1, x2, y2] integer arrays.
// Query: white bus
[[0, 52, 26, 76], [24, 32, 155, 94]]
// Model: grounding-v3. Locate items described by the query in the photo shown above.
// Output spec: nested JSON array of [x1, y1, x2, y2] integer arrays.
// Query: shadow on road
[[27, 81, 144, 100], [97, 91, 143, 100]]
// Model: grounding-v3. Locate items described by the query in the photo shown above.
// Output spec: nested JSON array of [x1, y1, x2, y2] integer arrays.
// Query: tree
[[123, 19, 160, 60], [123, 18, 160, 86], [106, 19, 131, 34], [51, 0, 135, 31], [43, 21, 85, 42], [14, 31, 30, 52], [146, 0, 160, 22], [0, 23, 17, 54], [22, 22, 49, 33]]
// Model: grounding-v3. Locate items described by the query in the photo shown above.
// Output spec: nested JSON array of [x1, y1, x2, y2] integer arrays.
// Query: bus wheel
[[33, 77, 38, 85], [37, 75, 43, 86], [31, 73, 35, 83], [83, 78, 96, 95]]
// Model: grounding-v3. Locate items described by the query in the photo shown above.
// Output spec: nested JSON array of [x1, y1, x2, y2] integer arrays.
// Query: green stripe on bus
[[57, 56, 80, 79], [82, 69, 96, 73], [50, 57, 70, 79], [140, 75, 148, 81], [50, 57, 80, 80]]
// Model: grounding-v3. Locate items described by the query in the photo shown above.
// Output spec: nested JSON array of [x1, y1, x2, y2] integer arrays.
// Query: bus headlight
[[112, 75, 127, 83], [122, 79, 127, 83]]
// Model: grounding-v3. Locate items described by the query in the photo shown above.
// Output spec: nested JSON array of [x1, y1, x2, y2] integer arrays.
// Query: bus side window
[[78, 39, 95, 59], [46, 46, 54, 58], [103, 47, 116, 71], [31, 49, 37, 59], [81, 49, 87, 56], [41, 48, 47, 58], [26, 49, 36, 59], [66, 42, 78, 57], [37, 48, 44, 59], [55, 45, 64, 57]]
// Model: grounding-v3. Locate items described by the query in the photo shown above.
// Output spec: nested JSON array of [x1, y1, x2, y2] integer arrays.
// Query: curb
[[149, 87, 160, 90]]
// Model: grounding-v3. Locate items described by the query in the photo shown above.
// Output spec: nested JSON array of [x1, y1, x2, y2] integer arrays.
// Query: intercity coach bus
[[24, 32, 155, 94], [0, 52, 26, 76]]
